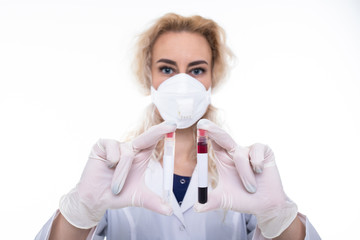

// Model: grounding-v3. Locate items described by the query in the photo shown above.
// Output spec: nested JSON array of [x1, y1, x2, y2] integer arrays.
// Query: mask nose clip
[[177, 98, 194, 120]]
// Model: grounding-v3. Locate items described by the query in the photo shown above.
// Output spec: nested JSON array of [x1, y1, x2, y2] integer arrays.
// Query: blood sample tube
[[163, 132, 175, 204], [197, 129, 208, 204]]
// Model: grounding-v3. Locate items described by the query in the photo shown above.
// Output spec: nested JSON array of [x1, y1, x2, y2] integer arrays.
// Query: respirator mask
[[151, 73, 211, 129]]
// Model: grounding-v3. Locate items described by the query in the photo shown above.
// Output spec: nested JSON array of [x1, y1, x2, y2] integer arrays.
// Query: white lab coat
[[36, 159, 321, 240]]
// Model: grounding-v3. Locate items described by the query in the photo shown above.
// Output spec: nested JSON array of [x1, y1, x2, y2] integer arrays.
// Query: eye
[[160, 66, 174, 75], [190, 68, 205, 76]]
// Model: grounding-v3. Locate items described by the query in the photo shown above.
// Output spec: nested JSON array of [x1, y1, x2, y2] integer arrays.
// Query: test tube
[[163, 132, 175, 204], [197, 129, 208, 204]]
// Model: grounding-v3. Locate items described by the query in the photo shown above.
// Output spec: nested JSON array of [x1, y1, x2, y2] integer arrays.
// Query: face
[[151, 31, 212, 90]]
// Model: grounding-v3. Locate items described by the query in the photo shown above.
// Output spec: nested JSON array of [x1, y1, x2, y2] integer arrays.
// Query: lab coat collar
[[145, 159, 199, 226]]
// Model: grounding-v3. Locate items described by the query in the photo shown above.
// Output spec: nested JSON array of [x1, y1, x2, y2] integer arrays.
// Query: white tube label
[[197, 153, 208, 188]]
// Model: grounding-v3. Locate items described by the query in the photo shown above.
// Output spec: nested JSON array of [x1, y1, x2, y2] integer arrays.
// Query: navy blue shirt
[[173, 174, 191, 205]]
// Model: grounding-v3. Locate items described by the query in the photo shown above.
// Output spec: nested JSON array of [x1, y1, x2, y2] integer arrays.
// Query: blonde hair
[[127, 13, 234, 187]]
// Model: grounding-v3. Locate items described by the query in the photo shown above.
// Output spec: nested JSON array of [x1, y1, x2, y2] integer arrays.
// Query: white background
[[0, 0, 359, 239]]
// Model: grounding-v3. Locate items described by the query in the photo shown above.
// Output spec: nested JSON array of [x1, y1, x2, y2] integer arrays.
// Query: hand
[[194, 119, 298, 238], [59, 122, 176, 229]]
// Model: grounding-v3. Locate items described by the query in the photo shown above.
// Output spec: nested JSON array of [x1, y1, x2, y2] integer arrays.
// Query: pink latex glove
[[194, 119, 298, 238], [59, 122, 176, 229]]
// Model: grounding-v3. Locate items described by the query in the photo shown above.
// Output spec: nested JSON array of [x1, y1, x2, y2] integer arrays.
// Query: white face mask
[[151, 73, 211, 129]]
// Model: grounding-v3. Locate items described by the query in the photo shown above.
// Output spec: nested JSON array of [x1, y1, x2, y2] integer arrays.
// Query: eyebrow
[[156, 59, 177, 66], [188, 60, 208, 67], [156, 59, 208, 68]]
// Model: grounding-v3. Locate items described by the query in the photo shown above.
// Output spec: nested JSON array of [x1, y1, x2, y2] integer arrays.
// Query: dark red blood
[[197, 142, 208, 153]]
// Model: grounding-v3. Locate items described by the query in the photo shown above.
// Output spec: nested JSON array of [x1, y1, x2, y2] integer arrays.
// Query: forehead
[[152, 31, 212, 62]]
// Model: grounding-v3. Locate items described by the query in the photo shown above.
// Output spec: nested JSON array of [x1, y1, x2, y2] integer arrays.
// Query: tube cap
[[198, 129, 207, 137]]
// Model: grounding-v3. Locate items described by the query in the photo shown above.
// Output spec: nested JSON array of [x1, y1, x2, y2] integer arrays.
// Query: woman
[[36, 13, 320, 240]]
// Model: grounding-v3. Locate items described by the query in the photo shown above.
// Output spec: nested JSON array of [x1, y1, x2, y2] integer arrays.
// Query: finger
[[249, 143, 266, 173], [263, 144, 276, 168], [197, 119, 237, 153], [193, 191, 222, 213], [137, 187, 173, 216], [233, 146, 257, 193], [132, 121, 177, 151], [89, 139, 120, 168], [111, 142, 135, 195], [101, 139, 121, 167]]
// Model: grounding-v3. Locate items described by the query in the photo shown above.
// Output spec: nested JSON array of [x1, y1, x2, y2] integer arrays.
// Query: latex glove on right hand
[[194, 119, 298, 239], [59, 122, 176, 229]]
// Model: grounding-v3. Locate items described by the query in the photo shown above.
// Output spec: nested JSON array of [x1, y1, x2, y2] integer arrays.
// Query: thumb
[[193, 191, 222, 213], [132, 121, 177, 151]]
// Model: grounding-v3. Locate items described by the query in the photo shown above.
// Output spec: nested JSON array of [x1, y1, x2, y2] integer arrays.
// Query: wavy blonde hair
[[127, 13, 234, 187]]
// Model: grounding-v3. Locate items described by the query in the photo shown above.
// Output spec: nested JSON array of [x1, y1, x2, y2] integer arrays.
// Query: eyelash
[[158, 66, 207, 76], [190, 67, 206, 75], [159, 66, 176, 75]]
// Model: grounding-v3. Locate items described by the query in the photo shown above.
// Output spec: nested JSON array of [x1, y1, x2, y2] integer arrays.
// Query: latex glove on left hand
[[194, 119, 298, 239]]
